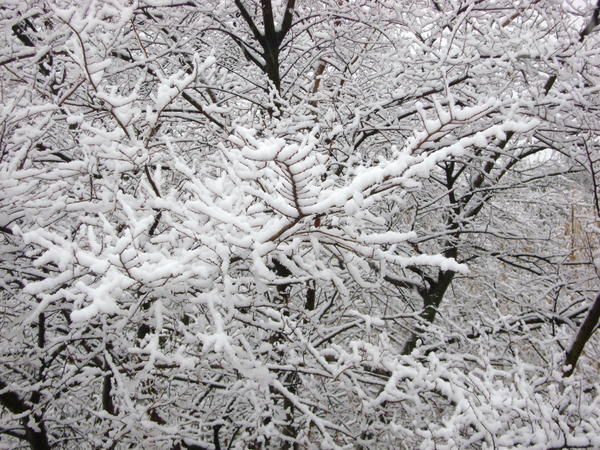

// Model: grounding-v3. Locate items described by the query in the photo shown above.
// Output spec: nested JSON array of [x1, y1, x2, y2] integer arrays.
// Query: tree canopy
[[1, 1, 600, 449]]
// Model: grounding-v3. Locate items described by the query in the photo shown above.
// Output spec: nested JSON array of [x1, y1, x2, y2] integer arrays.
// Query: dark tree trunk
[[402, 269, 456, 355], [563, 292, 600, 377]]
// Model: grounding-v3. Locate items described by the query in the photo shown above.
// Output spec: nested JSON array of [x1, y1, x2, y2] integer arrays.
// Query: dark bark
[[0, 379, 50, 450], [233, 0, 296, 93], [269, 258, 299, 448], [563, 293, 600, 377], [24, 425, 51, 450], [0, 379, 28, 415], [213, 424, 222, 450], [402, 267, 456, 355], [304, 285, 316, 311], [102, 373, 116, 416]]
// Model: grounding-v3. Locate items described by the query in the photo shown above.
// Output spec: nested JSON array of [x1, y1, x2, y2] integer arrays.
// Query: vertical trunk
[[25, 426, 51, 450], [269, 258, 299, 449], [28, 313, 51, 450], [102, 372, 116, 415], [0, 315, 52, 449], [402, 269, 456, 355], [234, 0, 296, 95], [261, 0, 281, 92]]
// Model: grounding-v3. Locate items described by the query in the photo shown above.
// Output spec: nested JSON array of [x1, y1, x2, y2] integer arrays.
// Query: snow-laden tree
[[1, 1, 600, 448]]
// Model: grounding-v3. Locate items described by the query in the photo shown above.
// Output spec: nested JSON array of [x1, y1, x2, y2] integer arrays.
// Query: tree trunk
[[563, 292, 600, 377]]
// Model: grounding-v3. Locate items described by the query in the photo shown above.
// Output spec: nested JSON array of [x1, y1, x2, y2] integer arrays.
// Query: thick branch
[[234, 0, 265, 46], [563, 292, 600, 377]]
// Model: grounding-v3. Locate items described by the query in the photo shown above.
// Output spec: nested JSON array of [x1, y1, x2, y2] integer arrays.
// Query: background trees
[[1, 0, 599, 448]]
